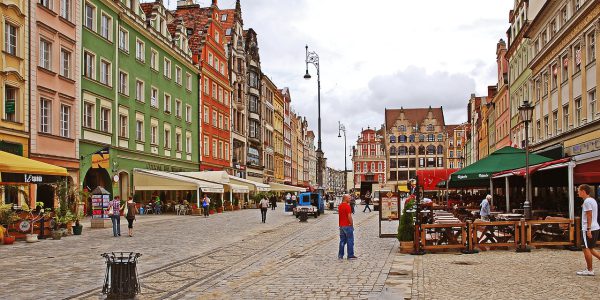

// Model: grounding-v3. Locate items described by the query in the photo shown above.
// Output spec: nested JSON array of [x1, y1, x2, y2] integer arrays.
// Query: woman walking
[[108, 196, 123, 237], [125, 196, 138, 237]]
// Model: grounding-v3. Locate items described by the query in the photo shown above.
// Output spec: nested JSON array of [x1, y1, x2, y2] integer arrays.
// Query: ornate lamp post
[[304, 45, 323, 188], [338, 121, 347, 193], [518, 100, 534, 219]]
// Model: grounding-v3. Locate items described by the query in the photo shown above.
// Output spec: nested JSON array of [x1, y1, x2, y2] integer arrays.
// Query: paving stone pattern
[[0, 206, 398, 299]]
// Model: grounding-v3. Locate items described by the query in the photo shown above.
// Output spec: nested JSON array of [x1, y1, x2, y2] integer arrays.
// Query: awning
[[574, 159, 600, 184], [175, 171, 249, 193], [133, 169, 223, 193], [492, 158, 570, 178], [449, 146, 553, 188], [417, 169, 458, 191], [0, 150, 68, 176], [268, 182, 306, 192], [229, 175, 271, 192]]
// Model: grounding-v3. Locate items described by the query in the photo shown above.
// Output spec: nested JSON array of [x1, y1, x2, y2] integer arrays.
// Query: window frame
[[60, 48, 71, 78], [59, 104, 70, 138], [40, 98, 52, 134], [5, 22, 18, 56], [39, 39, 52, 70], [100, 12, 112, 41], [84, 2, 96, 31]]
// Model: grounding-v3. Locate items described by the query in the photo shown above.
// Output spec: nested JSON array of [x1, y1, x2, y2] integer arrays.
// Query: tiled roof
[[140, 2, 154, 18], [172, 6, 211, 56], [385, 107, 445, 130], [445, 124, 460, 134]]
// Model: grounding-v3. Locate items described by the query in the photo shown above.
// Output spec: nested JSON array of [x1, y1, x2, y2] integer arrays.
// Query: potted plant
[[72, 210, 84, 235], [0, 204, 19, 245], [20, 202, 46, 243], [209, 201, 215, 215], [398, 199, 416, 253], [233, 198, 240, 210]]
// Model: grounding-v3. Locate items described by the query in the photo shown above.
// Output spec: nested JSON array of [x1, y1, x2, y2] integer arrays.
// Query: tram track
[[65, 212, 332, 300]]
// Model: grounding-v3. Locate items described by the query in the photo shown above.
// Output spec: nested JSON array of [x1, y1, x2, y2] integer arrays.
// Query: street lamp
[[304, 44, 323, 188], [518, 99, 534, 219], [338, 121, 347, 193]]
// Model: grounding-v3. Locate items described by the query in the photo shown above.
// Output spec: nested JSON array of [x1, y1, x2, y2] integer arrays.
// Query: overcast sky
[[169, 0, 513, 171]]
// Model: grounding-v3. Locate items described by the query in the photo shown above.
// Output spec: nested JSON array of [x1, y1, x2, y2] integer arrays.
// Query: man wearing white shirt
[[577, 184, 600, 276]]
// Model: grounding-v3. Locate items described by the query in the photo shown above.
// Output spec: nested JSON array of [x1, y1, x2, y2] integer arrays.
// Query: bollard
[[102, 252, 142, 299]]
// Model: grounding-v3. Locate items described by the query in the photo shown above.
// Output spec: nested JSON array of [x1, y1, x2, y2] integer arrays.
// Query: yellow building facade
[[1, 0, 29, 156], [273, 89, 285, 183]]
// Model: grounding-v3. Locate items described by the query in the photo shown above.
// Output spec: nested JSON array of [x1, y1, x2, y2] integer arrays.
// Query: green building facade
[[80, 0, 199, 199]]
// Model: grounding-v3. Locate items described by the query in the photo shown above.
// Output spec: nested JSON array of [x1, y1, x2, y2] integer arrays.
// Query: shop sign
[[91, 147, 110, 169], [1, 172, 61, 183], [5, 99, 15, 114], [380, 192, 399, 220], [24, 174, 43, 183], [565, 137, 600, 156]]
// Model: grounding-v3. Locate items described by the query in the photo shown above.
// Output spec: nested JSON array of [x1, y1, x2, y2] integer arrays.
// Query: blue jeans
[[111, 215, 121, 236], [338, 226, 355, 258]]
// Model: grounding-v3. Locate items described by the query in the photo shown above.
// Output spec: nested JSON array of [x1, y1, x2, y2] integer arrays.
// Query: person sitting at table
[[480, 195, 491, 221]]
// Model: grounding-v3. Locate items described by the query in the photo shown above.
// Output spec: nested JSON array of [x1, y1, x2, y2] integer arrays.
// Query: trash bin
[[102, 252, 142, 299]]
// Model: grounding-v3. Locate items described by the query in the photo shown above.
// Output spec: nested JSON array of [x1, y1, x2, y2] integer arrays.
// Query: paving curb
[[378, 253, 414, 299]]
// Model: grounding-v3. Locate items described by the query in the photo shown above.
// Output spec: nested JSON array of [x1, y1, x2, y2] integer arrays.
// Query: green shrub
[[397, 199, 415, 242]]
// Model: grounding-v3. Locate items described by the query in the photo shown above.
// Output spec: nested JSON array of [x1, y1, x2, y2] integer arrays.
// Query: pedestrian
[[577, 184, 600, 276], [259, 196, 269, 223], [108, 196, 123, 237], [338, 194, 357, 260], [363, 191, 372, 213], [125, 196, 138, 237], [350, 195, 356, 214], [202, 194, 211, 217], [480, 195, 492, 221], [154, 195, 162, 215], [270, 195, 277, 210]]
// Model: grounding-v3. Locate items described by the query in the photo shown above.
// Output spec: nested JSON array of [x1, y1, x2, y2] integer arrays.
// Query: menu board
[[381, 192, 399, 220], [92, 194, 110, 219]]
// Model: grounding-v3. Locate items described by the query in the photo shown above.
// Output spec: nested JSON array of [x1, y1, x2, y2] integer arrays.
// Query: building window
[[575, 98, 582, 127], [163, 93, 171, 113], [203, 77, 209, 94], [60, 104, 70, 138], [4, 86, 18, 122], [426, 145, 435, 155], [185, 105, 192, 123], [389, 135, 396, 143], [544, 116, 549, 138], [40, 98, 51, 133], [119, 71, 128, 95], [83, 102, 94, 128], [562, 55, 568, 83], [5, 22, 17, 56], [83, 51, 95, 79], [100, 60, 111, 85], [551, 64, 558, 89], [60, 49, 71, 78], [212, 140, 217, 158], [150, 124, 157, 144], [212, 111, 217, 127], [574, 44, 581, 73], [40, 0, 52, 9], [164, 128, 171, 149], [163, 58, 171, 78], [208, 53, 213, 67], [249, 72, 259, 88], [100, 107, 110, 132], [553, 111, 558, 136], [560, 6, 568, 26], [563, 105, 569, 132], [175, 99, 181, 118], [419, 134, 425, 142], [40, 39, 51, 70], [590, 89, 597, 121], [136, 120, 143, 141], [119, 114, 128, 138], [542, 73, 548, 96], [437, 157, 443, 168], [203, 136, 209, 156], [249, 95, 259, 113], [150, 49, 158, 70], [135, 80, 144, 102], [151, 87, 158, 108], [175, 66, 182, 85], [186, 135, 192, 153], [203, 106, 209, 123], [84, 3, 95, 30], [212, 83, 217, 99], [186, 73, 192, 91], [588, 31, 596, 63], [136, 39, 144, 61], [118, 28, 128, 52], [218, 141, 223, 159], [100, 13, 111, 40], [536, 120, 541, 140], [60, 0, 71, 20]]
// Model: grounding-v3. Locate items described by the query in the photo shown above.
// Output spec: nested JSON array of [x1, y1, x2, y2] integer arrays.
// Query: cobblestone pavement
[[406, 249, 600, 300], [0, 205, 398, 299]]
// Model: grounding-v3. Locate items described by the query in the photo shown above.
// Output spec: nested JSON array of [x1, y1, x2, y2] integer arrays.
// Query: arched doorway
[[83, 168, 111, 195]]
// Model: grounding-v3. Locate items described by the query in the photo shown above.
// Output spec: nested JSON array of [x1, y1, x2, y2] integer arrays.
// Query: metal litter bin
[[102, 252, 142, 299]]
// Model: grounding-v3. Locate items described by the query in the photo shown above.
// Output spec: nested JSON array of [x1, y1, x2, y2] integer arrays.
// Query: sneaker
[[347, 256, 358, 260], [576, 269, 595, 276], [338, 256, 344, 260]]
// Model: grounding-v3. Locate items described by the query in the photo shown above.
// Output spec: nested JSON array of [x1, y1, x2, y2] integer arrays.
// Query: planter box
[[191, 208, 202, 215], [399, 241, 413, 254], [91, 218, 112, 228]]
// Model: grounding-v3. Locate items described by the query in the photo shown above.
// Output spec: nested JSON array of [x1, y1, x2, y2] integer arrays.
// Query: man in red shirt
[[338, 194, 357, 260]]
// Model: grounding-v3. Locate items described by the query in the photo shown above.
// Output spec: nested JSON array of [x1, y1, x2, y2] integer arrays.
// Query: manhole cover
[[452, 261, 478, 265]]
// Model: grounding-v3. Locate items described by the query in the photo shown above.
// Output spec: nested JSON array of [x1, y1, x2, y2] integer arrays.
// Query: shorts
[[581, 229, 600, 248]]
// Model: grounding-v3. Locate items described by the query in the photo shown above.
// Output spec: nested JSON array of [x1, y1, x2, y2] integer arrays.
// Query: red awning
[[417, 169, 458, 191], [575, 159, 600, 184], [492, 158, 570, 178]]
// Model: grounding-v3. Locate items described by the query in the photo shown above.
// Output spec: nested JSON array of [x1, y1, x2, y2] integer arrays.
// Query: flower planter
[[216, 207, 223, 213], [26, 234, 39, 243], [209, 209, 215, 215], [399, 241, 413, 254], [51, 230, 63, 240], [73, 225, 83, 235], [3, 235, 15, 245]]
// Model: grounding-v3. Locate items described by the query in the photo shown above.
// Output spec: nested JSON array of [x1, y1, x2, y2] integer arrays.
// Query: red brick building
[[175, 0, 232, 172], [352, 127, 386, 190]]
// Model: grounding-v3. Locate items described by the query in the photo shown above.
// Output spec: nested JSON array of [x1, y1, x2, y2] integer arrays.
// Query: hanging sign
[[5, 100, 15, 114]]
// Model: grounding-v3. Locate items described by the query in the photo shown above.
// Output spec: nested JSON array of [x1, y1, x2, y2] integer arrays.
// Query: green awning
[[449, 146, 553, 188]]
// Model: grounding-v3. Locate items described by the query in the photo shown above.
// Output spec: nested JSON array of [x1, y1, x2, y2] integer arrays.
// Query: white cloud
[[170, 0, 513, 171]]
